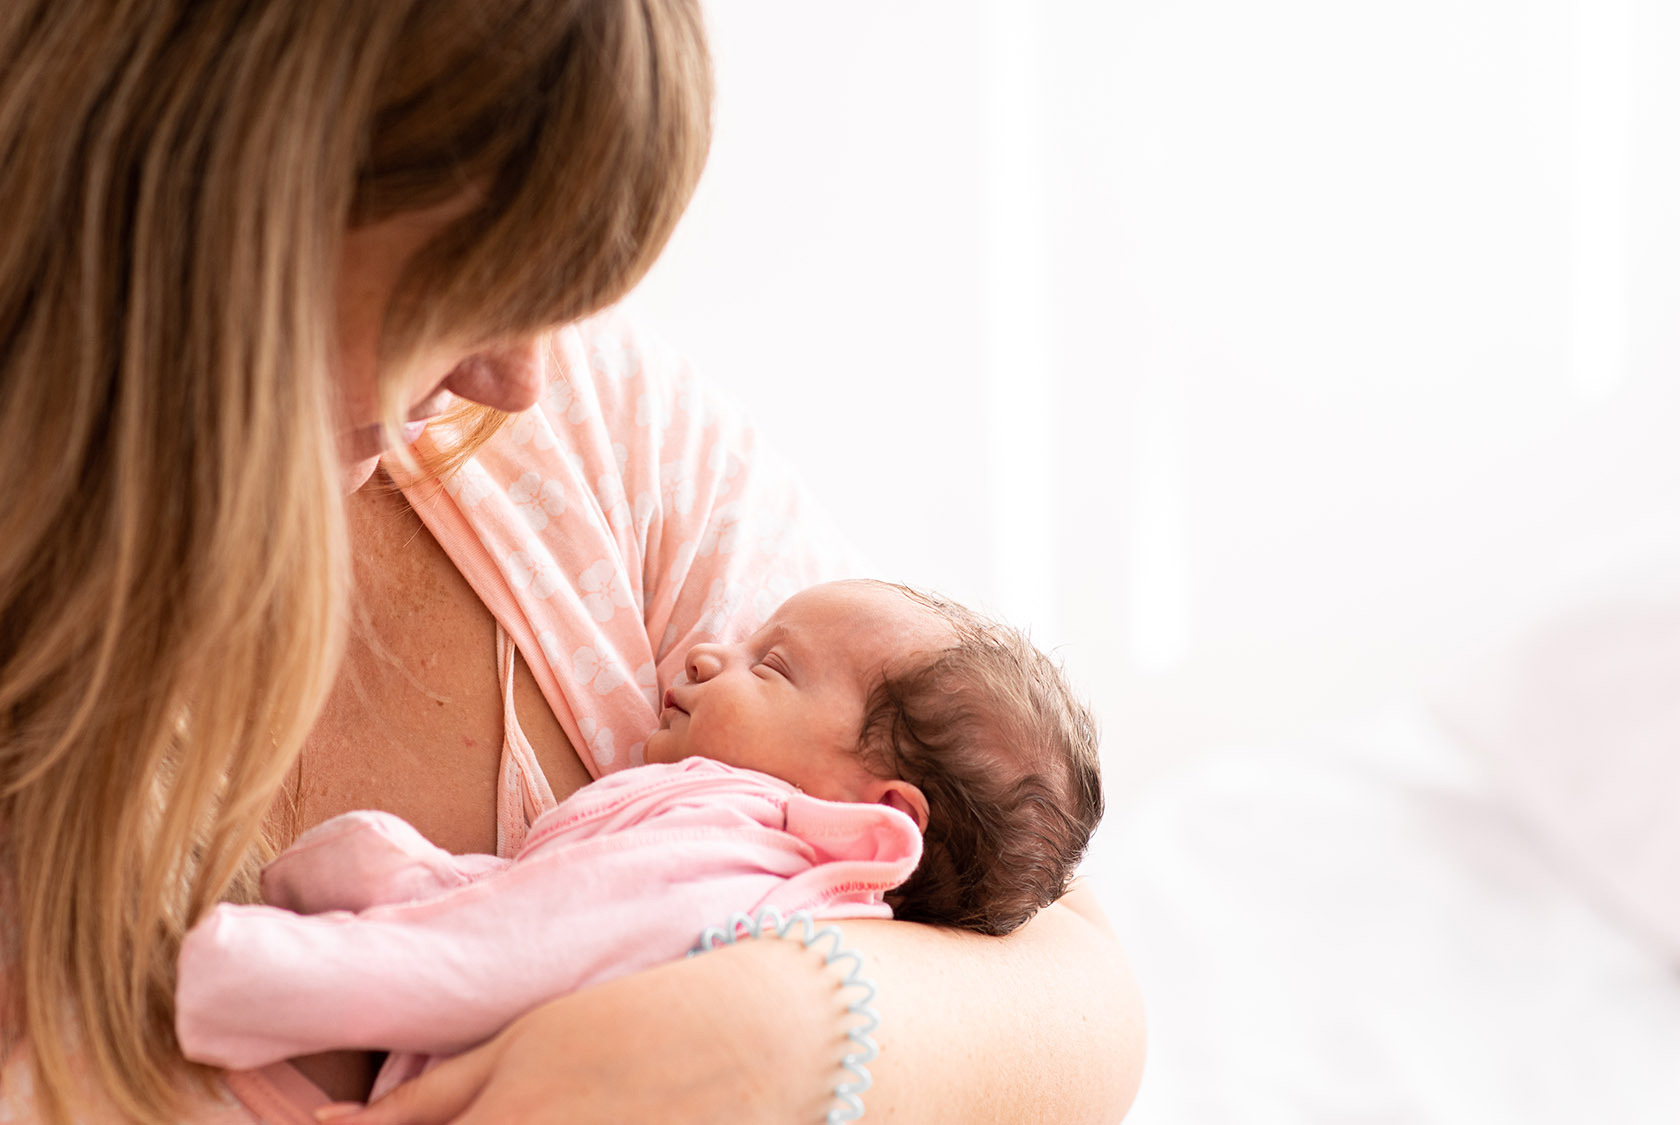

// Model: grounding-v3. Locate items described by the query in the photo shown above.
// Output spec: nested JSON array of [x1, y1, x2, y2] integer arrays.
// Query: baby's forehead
[[771, 581, 956, 670], [778, 580, 948, 632]]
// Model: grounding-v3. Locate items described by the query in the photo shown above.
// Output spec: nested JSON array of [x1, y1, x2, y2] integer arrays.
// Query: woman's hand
[[316, 937, 846, 1124]]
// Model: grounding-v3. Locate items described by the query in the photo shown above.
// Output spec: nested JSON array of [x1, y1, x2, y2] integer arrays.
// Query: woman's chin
[[341, 454, 382, 494]]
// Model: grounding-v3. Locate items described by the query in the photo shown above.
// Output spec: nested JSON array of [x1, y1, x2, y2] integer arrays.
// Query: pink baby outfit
[[0, 311, 860, 1124], [175, 758, 920, 1079]]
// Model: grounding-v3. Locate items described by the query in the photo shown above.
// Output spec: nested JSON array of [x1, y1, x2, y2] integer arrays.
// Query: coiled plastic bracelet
[[692, 907, 880, 1123]]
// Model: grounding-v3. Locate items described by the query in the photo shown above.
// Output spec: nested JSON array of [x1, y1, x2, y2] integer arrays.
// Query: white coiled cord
[[692, 907, 880, 1123]]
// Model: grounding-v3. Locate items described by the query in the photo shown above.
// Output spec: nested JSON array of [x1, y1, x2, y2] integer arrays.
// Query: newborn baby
[[176, 580, 1103, 1072], [646, 579, 1104, 934]]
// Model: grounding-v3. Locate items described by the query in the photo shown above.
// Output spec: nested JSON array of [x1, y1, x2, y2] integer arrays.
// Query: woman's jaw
[[339, 388, 454, 491], [336, 337, 548, 492], [331, 198, 549, 493]]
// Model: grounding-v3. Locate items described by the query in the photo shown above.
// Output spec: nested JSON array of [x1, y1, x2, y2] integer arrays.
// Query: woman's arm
[[327, 882, 1146, 1124], [855, 882, 1146, 1122]]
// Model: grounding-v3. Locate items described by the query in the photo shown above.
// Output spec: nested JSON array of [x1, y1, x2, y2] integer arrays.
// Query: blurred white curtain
[[627, 0, 1680, 792]]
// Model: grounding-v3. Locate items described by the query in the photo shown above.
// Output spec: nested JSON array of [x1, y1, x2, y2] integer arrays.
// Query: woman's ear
[[877, 780, 929, 834]]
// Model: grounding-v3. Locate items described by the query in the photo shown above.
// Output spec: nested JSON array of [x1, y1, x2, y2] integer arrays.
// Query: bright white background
[[626, 4, 1680, 1119], [628, 0, 1680, 799]]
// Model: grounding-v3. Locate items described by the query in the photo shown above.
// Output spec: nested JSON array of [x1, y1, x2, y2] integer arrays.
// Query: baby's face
[[644, 581, 950, 806]]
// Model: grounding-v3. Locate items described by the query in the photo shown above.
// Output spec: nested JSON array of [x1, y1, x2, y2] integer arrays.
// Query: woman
[[0, 3, 1145, 1122]]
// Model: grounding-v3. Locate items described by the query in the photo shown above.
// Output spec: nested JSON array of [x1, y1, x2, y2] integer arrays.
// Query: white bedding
[[1086, 707, 1680, 1124]]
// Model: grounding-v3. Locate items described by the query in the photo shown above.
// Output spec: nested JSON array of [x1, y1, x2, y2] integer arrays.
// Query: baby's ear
[[878, 780, 929, 834]]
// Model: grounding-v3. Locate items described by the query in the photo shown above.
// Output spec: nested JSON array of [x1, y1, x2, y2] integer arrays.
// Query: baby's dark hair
[[855, 584, 1104, 936]]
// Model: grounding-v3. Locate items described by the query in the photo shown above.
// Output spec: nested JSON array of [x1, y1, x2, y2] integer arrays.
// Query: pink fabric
[[176, 758, 918, 1072], [393, 309, 860, 822], [2, 311, 862, 1122]]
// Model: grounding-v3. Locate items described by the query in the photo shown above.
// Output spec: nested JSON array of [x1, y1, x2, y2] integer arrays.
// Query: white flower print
[[705, 439, 741, 488], [635, 391, 663, 429], [695, 578, 747, 638], [508, 471, 566, 531], [572, 645, 631, 696], [595, 471, 632, 537], [595, 471, 628, 514], [696, 501, 744, 559], [537, 629, 563, 670], [635, 661, 658, 709], [504, 550, 563, 600], [667, 539, 698, 585], [605, 502, 631, 538], [507, 409, 558, 450], [659, 460, 697, 517], [578, 717, 617, 767], [675, 380, 702, 419], [631, 490, 657, 540], [578, 558, 634, 622], [541, 376, 572, 417], [541, 375, 593, 426], [589, 340, 633, 382], [443, 465, 493, 508]]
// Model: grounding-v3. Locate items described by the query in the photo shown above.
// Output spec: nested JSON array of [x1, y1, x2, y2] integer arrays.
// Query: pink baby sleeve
[[259, 810, 505, 916]]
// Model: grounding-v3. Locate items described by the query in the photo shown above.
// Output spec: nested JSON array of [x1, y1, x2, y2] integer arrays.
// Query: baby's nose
[[685, 644, 723, 682]]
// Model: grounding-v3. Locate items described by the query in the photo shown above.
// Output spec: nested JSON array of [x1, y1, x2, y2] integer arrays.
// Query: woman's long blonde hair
[[0, 3, 711, 1121]]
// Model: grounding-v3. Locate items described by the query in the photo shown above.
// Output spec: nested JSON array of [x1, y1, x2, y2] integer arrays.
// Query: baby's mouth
[[662, 689, 688, 716]]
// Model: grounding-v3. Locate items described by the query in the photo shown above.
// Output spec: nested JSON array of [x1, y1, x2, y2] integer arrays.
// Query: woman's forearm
[[842, 882, 1146, 1123], [338, 882, 1146, 1124]]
